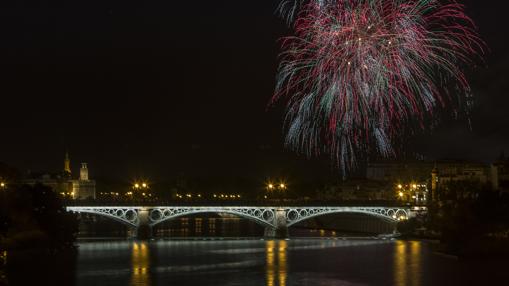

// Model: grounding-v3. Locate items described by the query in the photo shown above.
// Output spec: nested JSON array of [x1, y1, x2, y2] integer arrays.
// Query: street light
[[265, 180, 288, 202], [132, 181, 152, 201], [133, 182, 149, 189]]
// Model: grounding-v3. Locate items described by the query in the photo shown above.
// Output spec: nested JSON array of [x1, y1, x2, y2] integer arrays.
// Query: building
[[437, 160, 488, 184], [491, 154, 509, 192], [23, 152, 96, 200], [367, 160, 489, 185], [70, 163, 96, 199], [316, 179, 393, 201], [22, 172, 71, 195], [368, 159, 492, 203], [366, 161, 435, 182]]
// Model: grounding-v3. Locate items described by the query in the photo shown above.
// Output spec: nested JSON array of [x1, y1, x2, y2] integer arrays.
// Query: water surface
[[75, 239, 508, 286]]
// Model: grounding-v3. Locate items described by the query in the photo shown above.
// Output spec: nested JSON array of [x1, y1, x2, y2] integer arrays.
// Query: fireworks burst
[[273, 0, 484, 175]]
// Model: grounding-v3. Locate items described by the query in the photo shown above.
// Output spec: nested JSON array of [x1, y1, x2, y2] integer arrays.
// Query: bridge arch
[[148, 207, 276, 229], [66, 206, 419, 238], [66, 207, 139, 228], [285, 207, 408, 227]]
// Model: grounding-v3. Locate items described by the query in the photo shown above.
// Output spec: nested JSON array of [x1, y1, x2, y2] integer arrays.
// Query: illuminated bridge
[[66, 206, 426, 238]]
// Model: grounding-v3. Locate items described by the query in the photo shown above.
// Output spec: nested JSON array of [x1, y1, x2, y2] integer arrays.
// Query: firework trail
[[273, 0, 484, 175]]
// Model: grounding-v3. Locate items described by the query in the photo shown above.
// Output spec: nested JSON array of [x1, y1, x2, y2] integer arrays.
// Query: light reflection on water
[[394, 241, 407, 286], [410, 241, 422, 286], [75, 239, 508, 286], [266, 240, 287, 286], [394, 240, 422, 286], [131, 242, 150, 286], [77, 239, 395, 286], [266, 240, 275, 286], [278, 240, 287, 286]]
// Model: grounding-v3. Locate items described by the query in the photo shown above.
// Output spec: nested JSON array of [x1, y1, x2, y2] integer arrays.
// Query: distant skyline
[[1, 0, 508, 180]]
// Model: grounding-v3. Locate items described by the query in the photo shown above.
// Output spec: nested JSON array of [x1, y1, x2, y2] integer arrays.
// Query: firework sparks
[[274, 0, 484, 174]]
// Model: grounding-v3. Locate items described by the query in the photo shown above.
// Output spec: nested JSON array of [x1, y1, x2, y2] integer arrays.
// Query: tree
[[1, 184, 78, 251]]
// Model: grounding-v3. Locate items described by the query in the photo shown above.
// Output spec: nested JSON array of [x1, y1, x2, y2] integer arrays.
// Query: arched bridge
[[66, 206, 426, 238]]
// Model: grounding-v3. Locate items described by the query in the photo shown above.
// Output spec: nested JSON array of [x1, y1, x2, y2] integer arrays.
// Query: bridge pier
[[135, 207, 152, 239], [264, 208, 288, 239], [391, 222, 400, 236], [264, 226, 288, 239]]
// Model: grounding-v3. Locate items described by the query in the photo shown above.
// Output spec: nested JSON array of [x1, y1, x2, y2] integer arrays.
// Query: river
[[68, 238, 508, 286]]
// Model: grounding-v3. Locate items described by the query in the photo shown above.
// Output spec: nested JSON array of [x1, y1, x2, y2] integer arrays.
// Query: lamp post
[[278, 183, 287, 205], [266, 181, 287, 204], [396, 183, 407, 203], [132, 182, 150, 201]]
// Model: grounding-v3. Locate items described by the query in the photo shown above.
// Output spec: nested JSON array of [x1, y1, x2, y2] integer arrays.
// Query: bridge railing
[[63, 199, 413, 208]]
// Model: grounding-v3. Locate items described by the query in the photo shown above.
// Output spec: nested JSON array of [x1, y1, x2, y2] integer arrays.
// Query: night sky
[[1, 1, 508, 181]]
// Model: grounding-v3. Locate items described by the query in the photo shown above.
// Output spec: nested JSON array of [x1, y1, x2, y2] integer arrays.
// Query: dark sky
[[1, 0, 508, 181]]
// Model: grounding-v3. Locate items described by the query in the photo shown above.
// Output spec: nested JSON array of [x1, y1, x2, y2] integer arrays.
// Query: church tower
[[431, 166, 439, 202], [64, 151, 71, 174], [80, 163, 89, 181]]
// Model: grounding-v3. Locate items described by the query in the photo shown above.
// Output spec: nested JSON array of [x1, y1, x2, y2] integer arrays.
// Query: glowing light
[[131, 241, 150, 285]]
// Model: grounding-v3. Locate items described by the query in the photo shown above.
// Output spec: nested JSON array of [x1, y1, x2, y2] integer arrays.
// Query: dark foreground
[[4, 239, 509, 286]]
